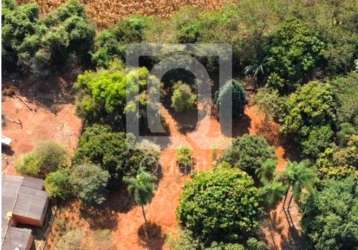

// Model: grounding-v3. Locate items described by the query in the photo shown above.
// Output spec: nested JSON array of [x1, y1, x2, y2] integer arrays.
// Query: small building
[[2, 175, 49, 250]]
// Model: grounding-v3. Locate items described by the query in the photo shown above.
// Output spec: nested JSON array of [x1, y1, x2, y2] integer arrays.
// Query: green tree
[[92, 16, 150, 67], [301, 177, 358, 250], [219, 134, 276, 180], [2, 0, 95, 76], [124, 169, 156, 238], [75, 62, 160, 128], [44, 168, 72, 200], [254, 87, 287, 122], [282, 81, 337, 158], [255, 159, 276, 185], [74, 124, 159, 184], [16, 141, 68, 178], [177, 166, 262, 244], [281, 161, 316, 211], [263, 18, 325, 92], [171, 82, 197, 112], [71, 164, 110, 206], [216, 80, 246, 119]]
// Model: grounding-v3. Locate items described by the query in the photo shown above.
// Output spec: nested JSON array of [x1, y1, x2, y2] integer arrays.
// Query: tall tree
[[124, 169, 156, 238], [282, 161, 316, 212]]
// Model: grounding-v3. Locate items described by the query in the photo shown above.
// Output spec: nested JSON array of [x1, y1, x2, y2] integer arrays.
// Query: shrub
[[263, 18, 325, 92], [74, 124, 159, 184], [301, 177, 358, 249], [176, 146, 194, 173], [282, 81, 337, 158], [171, 82, 197, 112], [177, 166, 262, 244], [16, 141, 68, 178], [54, 229, 83, 250], [219, 134, 276, 179], [75, 61, 160, 129], [92, 16, 150, 67], [70, 164, 110, 206], [44, 168, 72, 200], [216, 80, 246, 119], [254, 88, 287, 122]]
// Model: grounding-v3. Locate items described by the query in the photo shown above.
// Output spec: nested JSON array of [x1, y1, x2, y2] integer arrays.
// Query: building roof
[[2, 175, 49, 250], [2, 227, 33, 250]]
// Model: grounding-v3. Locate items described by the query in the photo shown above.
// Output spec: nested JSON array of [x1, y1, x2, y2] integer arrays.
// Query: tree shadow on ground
[[219, 113, 251, 137], [80, 187, 135, 230], [280, 226, 308, 250], [138, 222, 166, 250], [3, 71, 79, 110]]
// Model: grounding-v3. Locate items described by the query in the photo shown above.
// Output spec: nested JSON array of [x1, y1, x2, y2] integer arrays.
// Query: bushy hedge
[[171, 82, 197, 112], [2, 0, 95, 76]]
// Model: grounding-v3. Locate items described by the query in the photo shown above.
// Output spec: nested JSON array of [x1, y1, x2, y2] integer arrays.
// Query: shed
[[2, 227, 33, 250]]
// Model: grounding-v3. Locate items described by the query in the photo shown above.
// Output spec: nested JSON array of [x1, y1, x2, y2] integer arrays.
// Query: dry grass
[[18, 0, 229, 29]]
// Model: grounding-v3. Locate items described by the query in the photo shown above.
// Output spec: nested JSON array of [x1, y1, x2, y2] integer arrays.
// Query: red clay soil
[[2, 95, 82, 175]]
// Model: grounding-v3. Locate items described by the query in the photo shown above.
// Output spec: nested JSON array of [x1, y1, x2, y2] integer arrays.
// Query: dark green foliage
[[216, 80, 246, 119], [44, 168, 72, 200], [282, 81, 337, 158], [263, 19, 325, 92], [71, 164, 110, 206], [2, 0, 95, 76], [74, 124, 159, 184], [16, 141, 68, 178], [177, 167, 262, 244], [301, 177, 358, 250], [219, 134, 276, 179], [92, 16, 150, 67], [75, 62, 160, 128]]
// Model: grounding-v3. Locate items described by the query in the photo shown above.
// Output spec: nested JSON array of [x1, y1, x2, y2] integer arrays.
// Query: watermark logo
[[125, 43, 233, 150]]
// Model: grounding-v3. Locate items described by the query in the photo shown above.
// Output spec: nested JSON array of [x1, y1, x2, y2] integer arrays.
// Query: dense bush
[[75, 61, 160, 129], [316, 135, 358, 180], [2, 0, 95, 76], [254, 87, 287, 122], [301, 177, 358, 249], [216, 80, 246, 119], [262, 18, 325, 92], [171, 82, 197, 112], [16, 141, 68, 178], [282, 81, 337, 158], [74, 124, 159, 184], [219, 134, 276, 179], [92, 16, 150, 67], [71, 164, 110, 206], [44, 168, 72, 200], [177, 166, 262, 244]]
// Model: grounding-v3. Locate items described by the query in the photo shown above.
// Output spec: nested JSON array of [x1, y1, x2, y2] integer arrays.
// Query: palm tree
[[124, 169, 156, 238], [282, 161, 316, 212], [256, 159, 277, 185]]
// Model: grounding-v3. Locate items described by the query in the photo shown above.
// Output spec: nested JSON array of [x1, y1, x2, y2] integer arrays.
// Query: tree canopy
[[177, 166, 262, 245]]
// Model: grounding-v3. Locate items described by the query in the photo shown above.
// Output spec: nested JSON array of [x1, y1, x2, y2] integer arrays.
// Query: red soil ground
[[2, 90, 301, 249], [2, 95, 82, 175]]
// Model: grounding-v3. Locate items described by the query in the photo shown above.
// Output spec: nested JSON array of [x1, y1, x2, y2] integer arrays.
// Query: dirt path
[[112, 104, 231, 249]]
